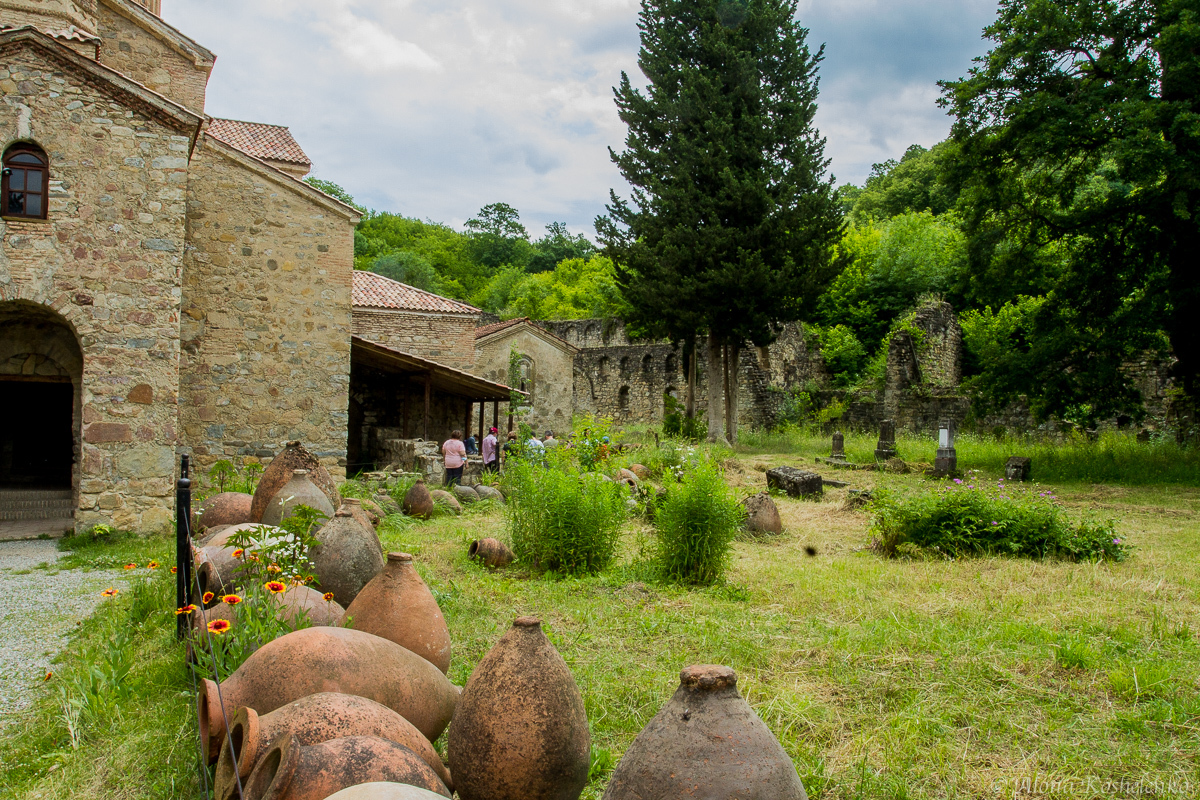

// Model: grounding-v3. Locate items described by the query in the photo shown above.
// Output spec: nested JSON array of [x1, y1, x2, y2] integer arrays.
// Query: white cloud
[[165, 0, 998, 236]]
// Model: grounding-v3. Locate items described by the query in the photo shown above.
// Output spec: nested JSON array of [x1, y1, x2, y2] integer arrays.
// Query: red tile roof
[[353, 270, 481, 315], [207, 118, 311, 168], [474, 317, 576, 351]]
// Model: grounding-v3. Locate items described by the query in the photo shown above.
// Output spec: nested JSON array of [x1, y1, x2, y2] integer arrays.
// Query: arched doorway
[[0, 302, 82, 536]]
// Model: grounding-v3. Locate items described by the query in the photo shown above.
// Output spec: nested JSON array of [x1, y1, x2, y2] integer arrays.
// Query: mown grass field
[[3, 436, 1199, 799]]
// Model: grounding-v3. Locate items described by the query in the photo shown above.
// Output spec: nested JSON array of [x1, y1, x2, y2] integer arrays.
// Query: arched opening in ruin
[[0, 302, 82, 534], [665, 353, 678, 374], [619, 356, 630, 375], [642, 353, 653, 373], [618, 385, 630, 410]]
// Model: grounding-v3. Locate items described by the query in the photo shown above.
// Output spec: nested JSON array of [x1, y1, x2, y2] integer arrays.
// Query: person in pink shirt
[[481, 426, 499, 473], [442, 429, 467, 486]]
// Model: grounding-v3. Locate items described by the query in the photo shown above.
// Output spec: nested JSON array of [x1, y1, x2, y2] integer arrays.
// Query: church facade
[[0, 0, 360, 535]]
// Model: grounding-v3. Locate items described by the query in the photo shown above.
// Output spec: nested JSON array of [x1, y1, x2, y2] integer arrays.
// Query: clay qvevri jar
[[343, 553, 451, 674], [198, 626, 459, 764], [601, 665, 808, 800], [452, 484, 479, 504], [269, 583, 345, 627], [468, 538, 513, 569], [311, 508, 385, 606], [323, 783, 450, 800], [360, 497, 386, 525], [402, 479, 434, 519], [618, 468, 640, 485], [448, 616, 590, 800], [474, 485, 504, 503], [742, 491, 783, 535], [341, 497, 376, 530], [251, 441, 341, 523], [262, 470, 336, 528], [628, 464, 650, 481], [199, 492, 255, 532], [429, 489, 461, 516], [243, 734, 449, 800], [375, 492, 402, 516], [196, 546, 244, 598], [215, 693, 452, 800]]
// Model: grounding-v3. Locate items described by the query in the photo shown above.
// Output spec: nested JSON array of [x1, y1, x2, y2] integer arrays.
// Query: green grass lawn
[[4, 444, 1199, 799]]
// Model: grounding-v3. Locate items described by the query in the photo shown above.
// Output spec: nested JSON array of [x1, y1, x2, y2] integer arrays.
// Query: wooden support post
[[464, 400, 471, 439], [478, 400, 485, 444], [492, 401, 499, 433], [423, 372, 431, 441]]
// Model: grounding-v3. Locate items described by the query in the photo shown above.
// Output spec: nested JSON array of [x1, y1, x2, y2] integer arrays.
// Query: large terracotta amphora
[[343, 553, 451, 674], [402, 479, 434, 519], [261, 470, 336, 528], [198, 627, 459, 764], [215, 692, 451, 800], [198, 492, 254, 532], [323, 784, 449, 800], [601, 665, 808, 800], [447, 616, 590, 800], [250, 441, 341, 523], [242, 734, 449, 800], [311, 507, 385, 606]]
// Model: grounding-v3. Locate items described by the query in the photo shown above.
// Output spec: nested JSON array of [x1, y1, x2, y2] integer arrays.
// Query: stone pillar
[[933, 419, 957, 477], [830, 431, 846, 462], [874, 420, 897, 461]]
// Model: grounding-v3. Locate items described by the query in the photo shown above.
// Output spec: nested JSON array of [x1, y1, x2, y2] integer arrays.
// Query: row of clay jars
[[601, 665, 809, 800], [343, 553, 451, 674], [312, 505, 385, 606], [243, 734, 449, 800], [448, 617, 590, 800], [251, 441, 342, 523], [197, 492, 254, 532], [215, 692, 452, 800], [195, 585, 345, 639], [198, 626, 459, 764]]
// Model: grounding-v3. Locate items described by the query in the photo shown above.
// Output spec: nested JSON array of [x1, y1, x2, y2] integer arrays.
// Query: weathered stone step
[[0, 490, 73, 500], [0, 489, 75, 521]]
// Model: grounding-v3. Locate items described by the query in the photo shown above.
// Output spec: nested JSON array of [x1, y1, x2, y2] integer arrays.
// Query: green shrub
[[663, 392, 707, 440], [654, 459, 743, 585], [505, 462, 627, 575], [869, 478, 1129, 561]]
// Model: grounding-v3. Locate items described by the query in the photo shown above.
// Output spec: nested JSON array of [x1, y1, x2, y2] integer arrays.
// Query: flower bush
[[869, 475, 1129, 561]]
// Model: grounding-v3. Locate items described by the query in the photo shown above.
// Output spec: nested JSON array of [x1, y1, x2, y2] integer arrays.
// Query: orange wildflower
[[123, 563, 137, 570], [222, 594, 242, 606], [147, 561, 159, 569], [170, 566, 178, 574], [266, 564, 282, 573], [44, 671, 53, 681], [264, 580, 286, 595], [232, 549, 245, 558], [202, 591, 215, 605], [323, 592, 335, 602], [175, 604, 197, 616], [207, 619, 232, 635], [101, 587, 118, 597]]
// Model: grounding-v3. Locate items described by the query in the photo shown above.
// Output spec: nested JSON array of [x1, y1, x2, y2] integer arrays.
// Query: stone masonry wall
[[0, 43, 193, 533], [474, 325, 575, 434], [353, 307, 478, 372], [179, 138, 355, 480], [0, 0, 98, 32], [95, 1, 211, 114]]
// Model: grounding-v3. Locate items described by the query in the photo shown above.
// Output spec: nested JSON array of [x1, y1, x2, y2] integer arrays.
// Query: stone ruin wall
[[179, 138, 356, 482]]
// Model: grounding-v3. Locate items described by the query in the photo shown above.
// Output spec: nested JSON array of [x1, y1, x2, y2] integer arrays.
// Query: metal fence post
[[176, 454, 192, 640]]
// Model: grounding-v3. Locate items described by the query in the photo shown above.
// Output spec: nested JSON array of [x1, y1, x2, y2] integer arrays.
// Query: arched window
[[665, 353, 678, 374], [3, 144, 49, 219], [597, 356, 609, 380], [642, 353, 653, 373], [518, 356, 535, 405], [618, 386, 630, 410], [619, 356, 630, 375]]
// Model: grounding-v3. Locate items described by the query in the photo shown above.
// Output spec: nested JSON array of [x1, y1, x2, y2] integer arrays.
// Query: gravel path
[[0, 540, 122, 725]]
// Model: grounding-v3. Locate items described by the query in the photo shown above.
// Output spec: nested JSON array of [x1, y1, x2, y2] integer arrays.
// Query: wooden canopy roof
[[351, 336, 517, 401]]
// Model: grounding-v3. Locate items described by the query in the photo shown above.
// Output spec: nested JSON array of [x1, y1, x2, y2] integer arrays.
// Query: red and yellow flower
[[202, 591, 215, 605], [232, 548, 245, 559], [147, 561, 159, 569], [207, 619, 232, 635], [266, 564, 282, 573], [222, 594, 242, 606], [123, 563, 137, 570], [101, 587, 119, 597], [170, 566, 178, 574], [264, 580, 287, 594], [323, 592, 335, 602], [175, 604, 197, 616]]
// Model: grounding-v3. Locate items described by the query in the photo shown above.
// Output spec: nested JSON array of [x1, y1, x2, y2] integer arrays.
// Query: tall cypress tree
[[596, 0, 844, 438]]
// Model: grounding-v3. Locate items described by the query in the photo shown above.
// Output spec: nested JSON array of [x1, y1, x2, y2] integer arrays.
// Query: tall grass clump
[[870, 477, 1130, 561], [654, 459, 743, 585], [505, 461, 627, 575]]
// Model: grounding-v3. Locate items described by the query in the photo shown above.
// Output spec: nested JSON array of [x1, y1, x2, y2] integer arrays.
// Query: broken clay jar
[[741, 491, 783, 535], [215, 692, 452, 800], [402, 479, 435, 519], [250, 441, 341, 523], [468, 538, 514, 569], [198, 492, 254, 532], [242, 734, 449, 800], [261, 470, 336, 528], [198, 626, 459, 764], [448, 616, 590, 800], [601, 665, 809, 800], [310, 507, 385, 606], [343, 553, 451, 674], [323, 784, 450, 800]]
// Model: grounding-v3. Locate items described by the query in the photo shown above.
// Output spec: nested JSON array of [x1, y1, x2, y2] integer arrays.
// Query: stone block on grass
[[765, 467, 823, 498]]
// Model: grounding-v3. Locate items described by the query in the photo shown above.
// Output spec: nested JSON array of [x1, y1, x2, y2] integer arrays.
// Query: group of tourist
[[440, 427, 602, 485]]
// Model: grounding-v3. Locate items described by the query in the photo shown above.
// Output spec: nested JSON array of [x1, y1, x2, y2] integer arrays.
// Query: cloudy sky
[[165, 0, 999, 238]]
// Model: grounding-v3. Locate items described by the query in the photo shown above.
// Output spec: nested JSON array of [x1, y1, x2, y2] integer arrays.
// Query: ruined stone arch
[[618, 385, 630, 410], [665, 353, 678, 374], [642, 353, 653, 372], [597, 355, 609, 380], [619, 355, 630, 375]]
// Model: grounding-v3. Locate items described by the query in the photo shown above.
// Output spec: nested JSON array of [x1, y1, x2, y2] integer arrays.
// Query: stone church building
[[0, 0, 363, 536]]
